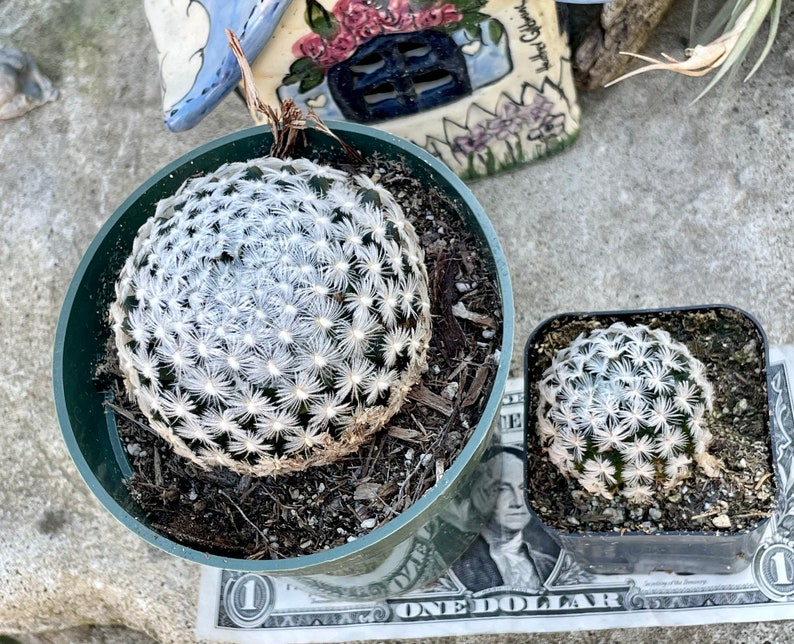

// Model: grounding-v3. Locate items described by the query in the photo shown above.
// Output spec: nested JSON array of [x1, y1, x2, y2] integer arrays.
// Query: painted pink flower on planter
[[294, 0, 462, 67], [286, 0, 472, 92]]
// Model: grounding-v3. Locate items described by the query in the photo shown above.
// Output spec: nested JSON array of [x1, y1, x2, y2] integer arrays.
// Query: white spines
[[537, 323, 715, 503], [111, 157, 431, 477]]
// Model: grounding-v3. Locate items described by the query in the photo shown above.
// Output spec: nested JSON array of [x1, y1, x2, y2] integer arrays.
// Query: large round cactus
[[110, 156, 432, 477], [536, 322, 716, 503]]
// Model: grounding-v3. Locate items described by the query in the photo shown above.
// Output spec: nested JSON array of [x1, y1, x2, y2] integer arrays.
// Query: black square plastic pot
[[523, 305, 775, 575]]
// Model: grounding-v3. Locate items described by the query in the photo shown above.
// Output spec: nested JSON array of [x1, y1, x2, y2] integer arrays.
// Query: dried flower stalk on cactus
[[536, 322, 722, 504], [110, 155, 432, 477]]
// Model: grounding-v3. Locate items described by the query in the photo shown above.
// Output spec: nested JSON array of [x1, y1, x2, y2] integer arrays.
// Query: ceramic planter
[[523, 305, 775, 575], [143, 0, 581, 179], [53, 122, 514, 599]]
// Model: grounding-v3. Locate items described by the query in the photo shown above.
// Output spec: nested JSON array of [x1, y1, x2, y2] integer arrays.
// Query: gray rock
[[0, 48, 58, 119]]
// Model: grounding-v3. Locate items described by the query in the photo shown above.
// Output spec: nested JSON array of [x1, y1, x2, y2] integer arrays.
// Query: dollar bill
[[197, 346, 794, 643]]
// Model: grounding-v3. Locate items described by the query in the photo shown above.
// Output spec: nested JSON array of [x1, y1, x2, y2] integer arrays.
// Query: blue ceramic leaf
[[145, 0, 293, 132]]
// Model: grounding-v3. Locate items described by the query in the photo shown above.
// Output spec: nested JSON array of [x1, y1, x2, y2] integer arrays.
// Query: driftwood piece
[[568, 0, 678, 90]]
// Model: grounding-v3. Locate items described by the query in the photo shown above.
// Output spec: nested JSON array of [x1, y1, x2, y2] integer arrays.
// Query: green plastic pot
[[53, 122, 513, 599]]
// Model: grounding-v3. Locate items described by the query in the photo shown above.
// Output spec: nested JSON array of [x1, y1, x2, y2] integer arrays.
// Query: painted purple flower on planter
[[483, 101, 528, 140], [527, 113, 565, 141], [452, 123, 491, 155], [451, 94, 566, 162]]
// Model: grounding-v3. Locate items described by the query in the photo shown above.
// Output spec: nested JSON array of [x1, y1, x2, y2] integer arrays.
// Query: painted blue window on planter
[[328, 30, 472, 123]]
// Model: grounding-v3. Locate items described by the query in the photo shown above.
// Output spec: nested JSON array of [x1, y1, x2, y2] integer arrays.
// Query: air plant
[[606, 0, 782, 101], [108, 32, 432, 477], [536, 323, 722, 504]]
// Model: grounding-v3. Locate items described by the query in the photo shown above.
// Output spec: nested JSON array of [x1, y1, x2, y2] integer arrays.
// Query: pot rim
[[53, 121, 514, 572]]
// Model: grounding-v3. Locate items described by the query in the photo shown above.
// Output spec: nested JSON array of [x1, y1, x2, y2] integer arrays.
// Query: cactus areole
[[110, 155, 432, 477]]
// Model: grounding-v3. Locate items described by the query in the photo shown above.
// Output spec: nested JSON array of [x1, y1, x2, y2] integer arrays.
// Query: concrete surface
[[0, 0, 793, 642]]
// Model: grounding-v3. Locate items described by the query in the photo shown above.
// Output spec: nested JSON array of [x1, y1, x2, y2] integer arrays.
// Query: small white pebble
[[648, 508, 662, 521], [126, 443, 142, 457], [361, 518, 377, 530], [602, 507, 624, 523], [441, 381, 458, 400], [713, 514, 731, 529]]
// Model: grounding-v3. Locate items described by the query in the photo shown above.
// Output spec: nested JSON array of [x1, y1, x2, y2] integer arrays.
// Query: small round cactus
[[536, 322, 716, 503], [110, 156, 431, 477]]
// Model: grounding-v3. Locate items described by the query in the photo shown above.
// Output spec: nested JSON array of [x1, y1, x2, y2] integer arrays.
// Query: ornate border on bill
[[196, 346, 794, 643]]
